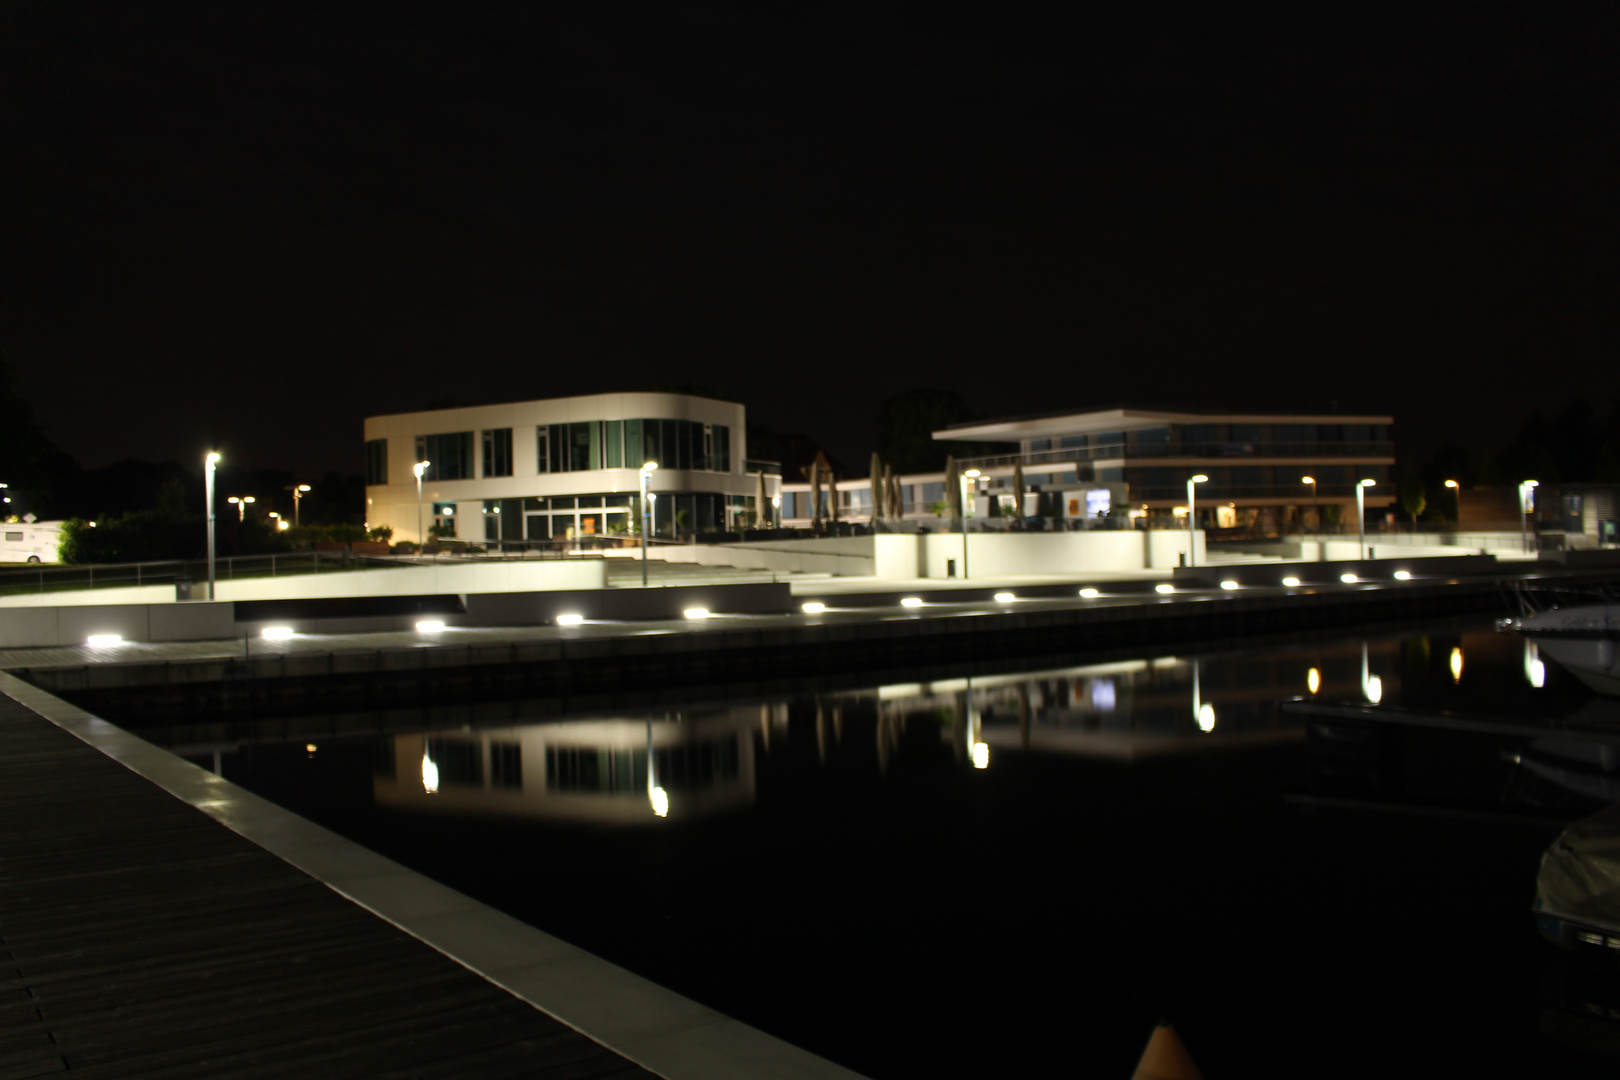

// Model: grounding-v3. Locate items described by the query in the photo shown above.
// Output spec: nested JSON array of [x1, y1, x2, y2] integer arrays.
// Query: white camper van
[[0, 520, 62, 563]]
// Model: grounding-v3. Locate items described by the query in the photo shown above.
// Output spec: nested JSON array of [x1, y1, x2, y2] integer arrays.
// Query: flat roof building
[[364, 393, 780, 545], [781, 406, 1395, 535]]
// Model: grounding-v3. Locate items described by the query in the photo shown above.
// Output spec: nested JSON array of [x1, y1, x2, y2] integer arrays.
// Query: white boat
[[1515, 602, 1620, 696]]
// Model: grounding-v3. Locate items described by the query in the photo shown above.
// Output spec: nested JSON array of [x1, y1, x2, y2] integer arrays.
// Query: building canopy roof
[[933, 406, 1394, 443]]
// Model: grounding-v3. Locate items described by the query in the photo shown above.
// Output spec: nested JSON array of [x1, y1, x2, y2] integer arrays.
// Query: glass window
[[1180, 424, 1223, 446], [604, 420, 622, 468], [1028, 438, 1051, 453], [365, 439, 388, 485], [1231, 424, 1264, 443], [482, 428, 513, 477], [1094, 432, 1127, 453], [536, 427, 551, 473], [567, 422, 594, 471], [716, 425, 730, 471], [1060, 434, 1087, 449], [624, 419, 644, 467], [415, 433, 473, 481], [1134, 428, 1170, 456], [491, 743, 522, 790]]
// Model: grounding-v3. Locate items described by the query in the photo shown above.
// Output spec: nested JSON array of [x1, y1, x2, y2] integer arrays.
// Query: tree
[[0, 348, 65, 515], [1399, 474, 1427, 522], [877, 388, 1013, 474]]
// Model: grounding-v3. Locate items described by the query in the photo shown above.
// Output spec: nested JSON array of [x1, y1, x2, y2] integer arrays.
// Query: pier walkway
[[0, 678, 863, 1080]]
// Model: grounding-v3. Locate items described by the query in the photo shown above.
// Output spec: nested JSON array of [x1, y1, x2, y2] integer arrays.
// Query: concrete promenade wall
[[0, 559, 606, 612], [665, 531, 1207, 579], [657, 537, 875, 577], [0, 602, 237, 648], [916, 530, 1203, 577]]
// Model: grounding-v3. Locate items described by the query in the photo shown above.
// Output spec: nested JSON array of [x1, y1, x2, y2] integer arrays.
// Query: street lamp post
[[1444, 479, 1461, 531], [292, 483, 311, 527], [1356, 478, 1376, 559], [413, 461, 430, 546], [1185, 474, 1208, 567], [1519, 480, 1539, 554], [1301, 475, 1316, 534], [204, 452, 220, 600], [640, 461, 658, 587], [960, 469, 981, 579], [227, 495, 255, 522]]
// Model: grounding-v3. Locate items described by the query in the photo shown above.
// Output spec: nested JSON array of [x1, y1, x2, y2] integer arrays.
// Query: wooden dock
[[0, 690, 657, 1080]]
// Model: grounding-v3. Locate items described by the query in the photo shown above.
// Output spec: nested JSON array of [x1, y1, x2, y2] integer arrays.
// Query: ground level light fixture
[[1282, 577, 1301, 587], [1079, 588, 1101, 598], [1155, 584, 1175, 595], [993, 592, 1015, 603], [555, 613, 585, 626], [1393, 570, 1412, 580], [261, 626, 294, 639], [1341, 573, 1359, 584], [1220, 580, 1239, 590], [86, 634, 122, 647], [415, 620, 446, 633], [682, 608, 711, 620], [900, 597, 924, 608], [801, 601, 827, 614]]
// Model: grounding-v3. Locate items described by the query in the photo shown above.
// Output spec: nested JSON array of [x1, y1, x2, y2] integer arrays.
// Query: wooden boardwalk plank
[[0, 693, 661, 1080]]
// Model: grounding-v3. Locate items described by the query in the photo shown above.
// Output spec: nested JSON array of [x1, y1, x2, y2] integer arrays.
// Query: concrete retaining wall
[[466, 582, 794, 624], [0, 601, 237, 647], [0, 559, 606, 611], [657, 538, 875, 577]]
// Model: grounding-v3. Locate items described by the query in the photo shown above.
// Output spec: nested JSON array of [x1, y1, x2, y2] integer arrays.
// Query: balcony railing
[[958, 441, 1395, 470]]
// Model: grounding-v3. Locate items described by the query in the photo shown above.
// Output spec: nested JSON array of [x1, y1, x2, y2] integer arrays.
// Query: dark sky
[[3, 2, 1617, 479]]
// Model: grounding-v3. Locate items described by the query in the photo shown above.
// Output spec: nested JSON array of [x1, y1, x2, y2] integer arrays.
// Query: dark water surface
[[120, 620, 1620, 1077]]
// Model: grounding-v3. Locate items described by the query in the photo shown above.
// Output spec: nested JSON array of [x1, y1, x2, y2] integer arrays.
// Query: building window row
[[366, 438, 388, 486], [1023, 424, 1390, 460], [416, 432, 475, 481], [383, 419, 733, 484], [538, 419, 731, 474]]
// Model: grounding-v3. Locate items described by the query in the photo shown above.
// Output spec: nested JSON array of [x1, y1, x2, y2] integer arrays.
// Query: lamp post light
[[204, 452, 220, 600], [960, 469, 981, 579], [1301, 475, 1316, 535], [227, 495, 255, 522], [413, 461, 430, 545], [640, 461, 658, 587], [292, 483, 311, 527], [1444, 479, 1461, 528], [1356, 478, 1376, 559], [1185, 474, 1208, 567], [772, 495, 781, 529], [1519, 480, 1539, 554]]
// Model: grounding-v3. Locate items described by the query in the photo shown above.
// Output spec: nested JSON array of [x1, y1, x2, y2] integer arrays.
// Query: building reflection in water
[[376, 707, 771, 824], [373, 639, 1403, 823], [859, 642, 1392, 765]]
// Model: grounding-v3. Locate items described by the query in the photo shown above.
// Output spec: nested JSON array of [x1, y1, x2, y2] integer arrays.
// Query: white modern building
[[364, 393, 780, 545]]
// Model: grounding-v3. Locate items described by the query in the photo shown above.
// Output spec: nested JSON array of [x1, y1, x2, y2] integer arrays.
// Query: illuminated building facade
[[364, 392, 780, 544]]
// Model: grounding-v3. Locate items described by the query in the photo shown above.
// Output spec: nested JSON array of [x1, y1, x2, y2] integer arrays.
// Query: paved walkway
[[0, 676, 865, 1080]]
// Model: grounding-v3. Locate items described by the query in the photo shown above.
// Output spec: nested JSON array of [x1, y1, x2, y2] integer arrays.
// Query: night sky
[[3, 3, 1617, 480]]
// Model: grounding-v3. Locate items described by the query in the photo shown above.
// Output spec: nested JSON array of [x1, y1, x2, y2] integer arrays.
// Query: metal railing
[[0, 551, 353, 597]]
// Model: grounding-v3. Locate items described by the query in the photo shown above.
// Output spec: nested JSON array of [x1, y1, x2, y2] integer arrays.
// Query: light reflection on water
[[134, 621, 1618, 1079]]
